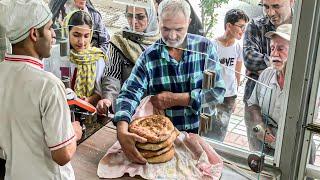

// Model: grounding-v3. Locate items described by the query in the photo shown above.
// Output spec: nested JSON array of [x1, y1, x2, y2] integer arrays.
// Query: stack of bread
[[129, 115, 179, 164]]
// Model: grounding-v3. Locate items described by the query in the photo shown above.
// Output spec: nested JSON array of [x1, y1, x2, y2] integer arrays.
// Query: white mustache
[[271, 58, 282, 63]]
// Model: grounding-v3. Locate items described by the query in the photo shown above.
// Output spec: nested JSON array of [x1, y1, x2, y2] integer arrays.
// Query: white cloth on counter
[[97, 133, 223, 180]]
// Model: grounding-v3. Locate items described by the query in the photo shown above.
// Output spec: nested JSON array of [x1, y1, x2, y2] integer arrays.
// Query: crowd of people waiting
[[1, 0, 314, 179]]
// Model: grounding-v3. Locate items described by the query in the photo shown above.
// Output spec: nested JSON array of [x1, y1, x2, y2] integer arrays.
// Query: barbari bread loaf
[[129, 115, 174, 143], [146, 146, 175, 164], [139, 144, 173, 158], [136, 128, 180, 151]]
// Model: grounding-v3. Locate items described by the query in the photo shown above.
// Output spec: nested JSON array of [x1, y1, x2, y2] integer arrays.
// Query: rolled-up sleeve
[[197, 45, 226, 112], [189, 89, 201, 113]]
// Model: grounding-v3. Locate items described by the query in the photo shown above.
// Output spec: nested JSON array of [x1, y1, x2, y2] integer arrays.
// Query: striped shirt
[[101, 43, 134, 102], [113, 34, 226, 131]]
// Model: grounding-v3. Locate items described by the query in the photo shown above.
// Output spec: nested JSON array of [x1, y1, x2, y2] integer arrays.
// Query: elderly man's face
[[159, 11, 190, 48], [74, 0, 86, 10], [270, 35, 289, 71], [262, 0, 293, 27]]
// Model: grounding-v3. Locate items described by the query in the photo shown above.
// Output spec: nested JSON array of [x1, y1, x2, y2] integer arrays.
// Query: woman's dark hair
[[224, 9, 249, 29], [68, 11, 93, 31]]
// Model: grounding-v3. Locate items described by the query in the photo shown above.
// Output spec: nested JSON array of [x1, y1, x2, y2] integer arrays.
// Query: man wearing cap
[[0, 0, 82, 179], [243, 0, 294, 151], [246, 24, 291, 155]]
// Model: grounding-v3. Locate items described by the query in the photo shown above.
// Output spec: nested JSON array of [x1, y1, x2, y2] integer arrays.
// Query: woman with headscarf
[[96, 4, 160, 115], [65, 10, 107, 106], [50, 0, 110, 54]]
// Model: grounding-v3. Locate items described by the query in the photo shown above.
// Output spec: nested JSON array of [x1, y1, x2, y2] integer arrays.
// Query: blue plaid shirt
[[113, 34, 225, 131]]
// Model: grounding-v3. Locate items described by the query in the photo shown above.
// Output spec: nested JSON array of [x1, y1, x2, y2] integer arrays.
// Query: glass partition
[[45, 0, 281, 178]]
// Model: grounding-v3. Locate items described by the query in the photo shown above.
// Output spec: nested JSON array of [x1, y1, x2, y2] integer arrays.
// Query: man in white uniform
[[0, 0, 82, 179]]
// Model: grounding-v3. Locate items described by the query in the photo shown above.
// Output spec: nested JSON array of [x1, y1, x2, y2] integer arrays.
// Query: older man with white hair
[[0, 0, 82, 179], [247, 24, 316, 162], [113, 0, 225, 164], [247, 24, 291, 155]]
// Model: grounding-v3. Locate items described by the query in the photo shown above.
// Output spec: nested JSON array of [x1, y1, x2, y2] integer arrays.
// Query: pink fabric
[[131, 96, 164, 120], [97, 133, 223, 179]]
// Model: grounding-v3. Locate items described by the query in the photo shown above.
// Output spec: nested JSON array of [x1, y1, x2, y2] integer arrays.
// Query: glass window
[[44, 0, 302, 179]]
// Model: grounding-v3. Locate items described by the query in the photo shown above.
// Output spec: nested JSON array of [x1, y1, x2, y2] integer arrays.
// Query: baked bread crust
[[139, 144, 173, 158], [136, 128, 179, 151], [146, 146, 175, 164], [129, 115, 174, 143]]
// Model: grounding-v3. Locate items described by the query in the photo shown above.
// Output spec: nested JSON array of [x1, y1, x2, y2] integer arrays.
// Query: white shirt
[[0, 54, 75, 180], [247, 67, 285, 124], [213, 39, 242, 97]]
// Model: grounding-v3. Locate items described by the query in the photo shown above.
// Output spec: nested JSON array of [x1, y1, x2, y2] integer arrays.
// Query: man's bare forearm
[[117, 121, 129, 134], [171, 92, 190, 107]]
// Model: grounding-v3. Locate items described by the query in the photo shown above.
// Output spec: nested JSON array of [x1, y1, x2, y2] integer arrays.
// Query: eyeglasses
[[125, 13, 147, 21], [233, 24, 246, 31]]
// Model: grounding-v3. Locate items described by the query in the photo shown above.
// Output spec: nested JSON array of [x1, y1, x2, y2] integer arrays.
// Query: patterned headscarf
[[64, 10, 107, 98]]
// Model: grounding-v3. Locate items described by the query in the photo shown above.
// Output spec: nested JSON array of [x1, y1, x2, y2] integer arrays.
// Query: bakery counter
[[72, 122, 276, 180], [72, 122, 143, 180]]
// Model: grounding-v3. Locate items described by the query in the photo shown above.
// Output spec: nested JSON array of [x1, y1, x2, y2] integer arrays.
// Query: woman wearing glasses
[[96, 4, 160, 116]]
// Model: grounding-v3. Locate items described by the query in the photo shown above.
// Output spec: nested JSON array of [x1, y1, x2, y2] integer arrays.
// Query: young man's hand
[[72, 121, 83, 141], [117, 121, 147, 164]]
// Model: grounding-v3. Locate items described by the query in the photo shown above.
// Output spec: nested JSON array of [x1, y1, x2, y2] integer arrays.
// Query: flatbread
[[146, 146, 175, 164], [129, 115, 174, 143], [139, 144, 173, 158], [136, 128, 180, 151]]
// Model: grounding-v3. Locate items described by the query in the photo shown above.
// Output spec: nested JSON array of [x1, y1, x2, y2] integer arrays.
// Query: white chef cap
[[0, 0, 52, 44]]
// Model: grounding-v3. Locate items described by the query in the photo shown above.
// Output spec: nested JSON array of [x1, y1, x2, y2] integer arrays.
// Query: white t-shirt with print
[[213, 39, 243, 97], [0, 54, 75, 180]]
